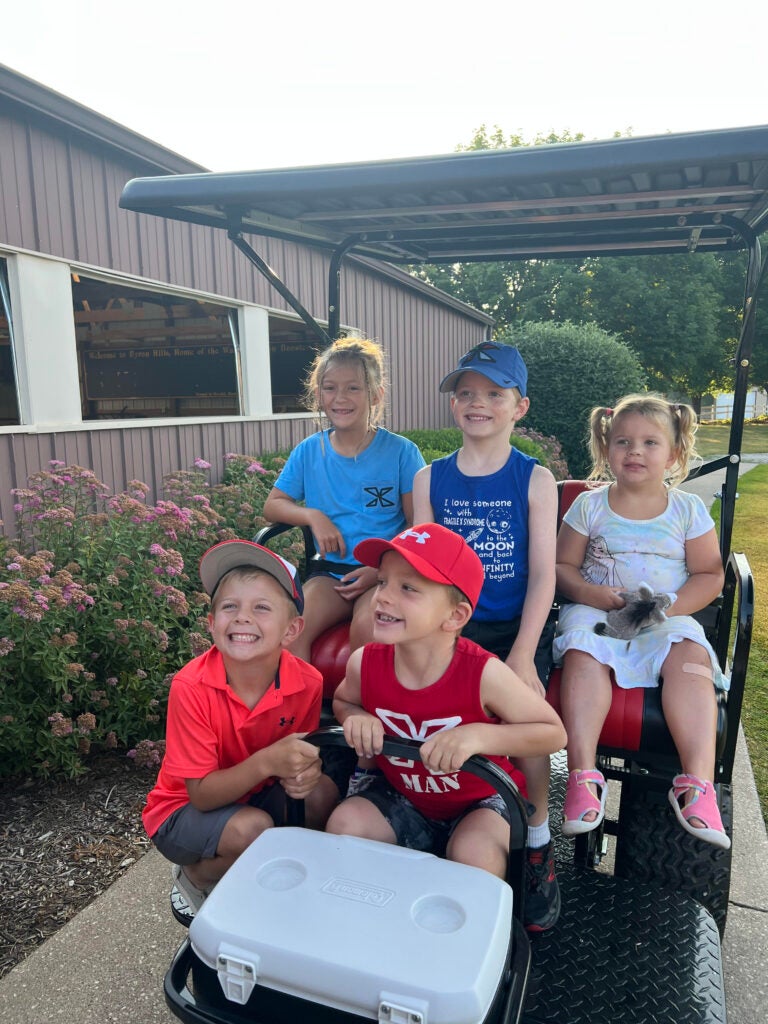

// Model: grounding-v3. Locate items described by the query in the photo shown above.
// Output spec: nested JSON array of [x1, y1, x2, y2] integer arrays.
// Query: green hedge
[[501, 322, 647, 478]]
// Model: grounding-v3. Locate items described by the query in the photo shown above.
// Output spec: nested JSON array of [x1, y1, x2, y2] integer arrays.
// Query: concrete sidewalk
[[681, 455, 768, 1022]]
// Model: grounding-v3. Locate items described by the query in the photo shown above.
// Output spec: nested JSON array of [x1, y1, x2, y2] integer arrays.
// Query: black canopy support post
[[227, 226, 332, 348], [327, 236, 362, 341], [717, 222, 763, 564]]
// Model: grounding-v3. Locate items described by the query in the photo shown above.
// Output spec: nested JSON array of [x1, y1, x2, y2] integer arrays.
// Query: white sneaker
[[170, 884, 195, 921], [171, 864, 210, 914]]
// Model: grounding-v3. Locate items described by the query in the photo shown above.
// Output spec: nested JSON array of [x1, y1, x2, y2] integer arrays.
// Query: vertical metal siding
[[0, 418, 312, 536], [0, 103, 489, 537], [0, 119, 37, 249]]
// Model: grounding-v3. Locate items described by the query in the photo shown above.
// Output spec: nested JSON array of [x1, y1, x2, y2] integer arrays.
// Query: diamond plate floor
[[523, 753, 726, 1024], [523, 867, 725, 1024]]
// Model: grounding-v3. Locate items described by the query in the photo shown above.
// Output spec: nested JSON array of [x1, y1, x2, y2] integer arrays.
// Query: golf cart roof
[[119, 125, 768, 263]]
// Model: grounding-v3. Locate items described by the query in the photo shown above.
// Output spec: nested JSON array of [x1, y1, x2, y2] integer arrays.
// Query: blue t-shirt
[[274, 428, 425, 569], [429, 447, 536, 621]]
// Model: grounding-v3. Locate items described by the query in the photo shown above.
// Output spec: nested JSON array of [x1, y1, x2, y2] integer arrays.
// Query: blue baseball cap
[[439, 342, 528, 397]]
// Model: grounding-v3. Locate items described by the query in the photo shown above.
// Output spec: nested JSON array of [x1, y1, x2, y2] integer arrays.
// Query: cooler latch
[[378, 993, 428, 1024], [216, 950, 258, 1005]]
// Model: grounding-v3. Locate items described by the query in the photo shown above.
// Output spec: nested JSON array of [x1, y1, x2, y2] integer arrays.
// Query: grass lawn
[[696, 422, 768, 458], [711, 463, 768, 823]]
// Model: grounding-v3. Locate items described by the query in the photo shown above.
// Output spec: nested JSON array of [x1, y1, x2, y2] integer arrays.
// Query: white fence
[[699, 388, 767, 422]]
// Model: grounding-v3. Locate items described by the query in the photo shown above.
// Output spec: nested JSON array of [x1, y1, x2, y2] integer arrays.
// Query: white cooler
[[189, 827, 514, 1024]]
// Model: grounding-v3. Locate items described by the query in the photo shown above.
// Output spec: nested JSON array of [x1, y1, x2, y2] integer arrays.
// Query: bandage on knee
[[682, 662, 713, 680]]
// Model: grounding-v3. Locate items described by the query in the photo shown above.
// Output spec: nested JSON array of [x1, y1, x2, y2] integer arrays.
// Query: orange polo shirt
[[142, 646, 322, 837]]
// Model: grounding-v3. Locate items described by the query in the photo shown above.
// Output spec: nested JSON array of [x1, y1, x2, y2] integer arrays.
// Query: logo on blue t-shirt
[[364, 485, 395, 508]]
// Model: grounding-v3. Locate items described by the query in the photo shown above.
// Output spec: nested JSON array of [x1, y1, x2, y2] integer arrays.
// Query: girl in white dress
[[553, 394, 730, 849]]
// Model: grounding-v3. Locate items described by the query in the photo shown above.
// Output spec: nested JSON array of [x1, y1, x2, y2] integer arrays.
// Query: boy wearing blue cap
[[412, 341, 561, 931], [142, 540, 338, 916]]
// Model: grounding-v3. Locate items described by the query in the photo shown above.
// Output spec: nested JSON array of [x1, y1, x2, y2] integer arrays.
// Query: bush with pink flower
[[0, 455, 299, 778]]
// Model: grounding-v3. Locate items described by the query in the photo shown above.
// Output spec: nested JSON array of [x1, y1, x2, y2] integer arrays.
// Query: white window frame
[[0, 246, 335, 433]]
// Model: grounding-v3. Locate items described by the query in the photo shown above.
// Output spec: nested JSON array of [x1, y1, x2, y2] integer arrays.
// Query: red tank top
[[361, 637, 527, 820]]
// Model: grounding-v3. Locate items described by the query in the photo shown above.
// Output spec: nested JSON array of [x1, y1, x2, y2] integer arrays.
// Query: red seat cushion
[[558, 479, 592, 525], [310, 622, 351, 700], [546, 667, 645, 752]]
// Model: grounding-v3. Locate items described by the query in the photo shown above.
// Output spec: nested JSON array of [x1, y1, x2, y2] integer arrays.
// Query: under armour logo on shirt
[[279, 716, 295, 727], [399, 528, 430, 544]]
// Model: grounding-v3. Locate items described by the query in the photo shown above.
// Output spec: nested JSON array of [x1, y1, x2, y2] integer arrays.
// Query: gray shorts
[[463, 615, 555, 687], [152, 782, 287, 865], [356, 776, 510, 856]]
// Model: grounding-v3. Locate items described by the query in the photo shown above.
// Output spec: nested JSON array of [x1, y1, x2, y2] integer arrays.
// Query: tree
[[566, 253, 734, 408], [717, 250, 768, 397]]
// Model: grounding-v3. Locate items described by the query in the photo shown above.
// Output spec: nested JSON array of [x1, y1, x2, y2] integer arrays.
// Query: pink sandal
[[668, 774, 731, 850], [562, 769, 607, 836]]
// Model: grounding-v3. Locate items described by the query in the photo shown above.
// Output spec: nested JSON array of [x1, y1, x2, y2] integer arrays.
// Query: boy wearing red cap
[[327, 524, 566, 880], [142, 540, 339, 916], [412, 342, 561, 931]]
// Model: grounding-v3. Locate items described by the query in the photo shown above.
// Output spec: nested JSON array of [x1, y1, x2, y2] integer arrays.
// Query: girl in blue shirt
[[264, 337, 424, 663]]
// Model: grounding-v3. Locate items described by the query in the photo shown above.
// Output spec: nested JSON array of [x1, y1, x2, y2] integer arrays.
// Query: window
[[268, 316, 322, 414], [73, 275, 240, 420], [0, 259, 21, 426]]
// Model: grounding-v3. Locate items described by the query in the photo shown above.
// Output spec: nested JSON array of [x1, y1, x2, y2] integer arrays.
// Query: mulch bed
[[0, 754, 155, 979]]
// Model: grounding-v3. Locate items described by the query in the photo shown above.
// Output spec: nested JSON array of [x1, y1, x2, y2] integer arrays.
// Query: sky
[[3, 1, 768, 172]]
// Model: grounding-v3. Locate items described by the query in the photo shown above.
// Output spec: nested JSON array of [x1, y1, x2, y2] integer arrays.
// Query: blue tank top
[[429, 448, 536, 621]]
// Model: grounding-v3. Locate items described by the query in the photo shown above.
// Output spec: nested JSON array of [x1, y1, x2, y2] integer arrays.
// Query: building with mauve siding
[[0, 64, 491, 534]]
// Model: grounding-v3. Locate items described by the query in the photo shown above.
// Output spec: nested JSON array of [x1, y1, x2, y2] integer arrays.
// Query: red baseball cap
[[354, 523, 484, 609]]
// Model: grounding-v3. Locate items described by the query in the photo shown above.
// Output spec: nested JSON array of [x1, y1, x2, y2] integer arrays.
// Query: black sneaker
[[524, 841, 561, 932]]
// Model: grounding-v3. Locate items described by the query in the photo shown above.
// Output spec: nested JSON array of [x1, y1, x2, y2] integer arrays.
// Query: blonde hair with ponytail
[[587, 393, 700, 487]]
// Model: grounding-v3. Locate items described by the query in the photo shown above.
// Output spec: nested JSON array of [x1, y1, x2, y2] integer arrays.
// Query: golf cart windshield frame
[[119, 126, 768, 564]]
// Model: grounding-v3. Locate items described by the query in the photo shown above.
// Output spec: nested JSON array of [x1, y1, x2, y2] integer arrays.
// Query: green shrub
[[1, 464, 222, 778], [401, 428, 464, 456], [501, 322, 647, 478]]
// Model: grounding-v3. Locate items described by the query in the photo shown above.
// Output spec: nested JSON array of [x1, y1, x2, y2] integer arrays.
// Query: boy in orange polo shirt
[[143, 540, 338, 915]]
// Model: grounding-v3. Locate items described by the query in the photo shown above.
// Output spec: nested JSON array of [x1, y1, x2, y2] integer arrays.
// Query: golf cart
[[120, 126, 765, 1023]]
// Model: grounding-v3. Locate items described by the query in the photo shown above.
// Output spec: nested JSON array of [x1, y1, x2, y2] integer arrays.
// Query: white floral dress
[[552, 485, 727, 691]]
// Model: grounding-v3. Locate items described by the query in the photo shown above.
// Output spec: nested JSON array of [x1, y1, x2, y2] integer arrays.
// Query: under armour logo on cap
[[353, 522, 484, 609], [399, 528, 431, 545]]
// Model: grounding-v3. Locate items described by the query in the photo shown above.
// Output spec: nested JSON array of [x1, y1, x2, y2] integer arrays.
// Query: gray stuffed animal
[[594, 583, 672, 641]]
